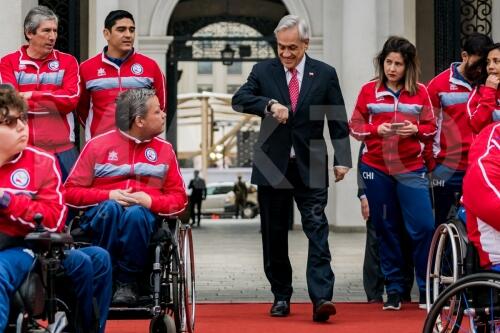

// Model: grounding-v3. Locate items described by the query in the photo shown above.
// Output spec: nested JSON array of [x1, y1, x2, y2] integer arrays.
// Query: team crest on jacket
[[48, 60, 60, 71], [108, 150, 118, 161], [10, 169, 30, 188], [145, 148, 157, 162], [131, 63, 143, 75]]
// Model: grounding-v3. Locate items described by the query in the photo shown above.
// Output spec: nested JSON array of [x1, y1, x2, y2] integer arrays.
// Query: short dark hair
[[0, 85, 27, 123], [115, 88, 156, 131], [104, 10, 134, 30], [462, 32, 493, 57]]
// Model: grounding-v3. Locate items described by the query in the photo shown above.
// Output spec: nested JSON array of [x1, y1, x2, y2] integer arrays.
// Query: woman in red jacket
[[467, 43, 500, 134], [350, 36, 437, 311]]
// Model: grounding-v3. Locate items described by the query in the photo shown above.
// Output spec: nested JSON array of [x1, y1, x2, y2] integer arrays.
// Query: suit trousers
[[257, 159, 334, 303], [363, 217, 385, 301]]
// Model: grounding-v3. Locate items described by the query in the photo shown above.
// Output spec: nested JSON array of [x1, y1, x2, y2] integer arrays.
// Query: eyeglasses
[[0, 114, 28, 128]]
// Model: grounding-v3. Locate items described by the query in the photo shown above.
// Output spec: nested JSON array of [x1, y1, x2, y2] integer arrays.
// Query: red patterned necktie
[[288, 68, 299, 112]]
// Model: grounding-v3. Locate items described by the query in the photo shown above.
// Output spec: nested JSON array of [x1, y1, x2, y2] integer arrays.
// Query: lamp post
[[220, 43, 235, 66]]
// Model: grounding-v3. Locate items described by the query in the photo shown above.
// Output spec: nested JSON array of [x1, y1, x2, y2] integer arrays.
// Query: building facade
[[1, 0, 499, 228]]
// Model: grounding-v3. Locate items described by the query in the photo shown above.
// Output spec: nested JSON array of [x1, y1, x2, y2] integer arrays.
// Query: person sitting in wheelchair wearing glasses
[[64, 88, 188, 306], [463, 122, 500, 272], [0, 85, 112, 333]]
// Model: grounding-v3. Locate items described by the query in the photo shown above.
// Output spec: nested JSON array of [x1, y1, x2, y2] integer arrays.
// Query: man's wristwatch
[[266, 99, 279, 114]]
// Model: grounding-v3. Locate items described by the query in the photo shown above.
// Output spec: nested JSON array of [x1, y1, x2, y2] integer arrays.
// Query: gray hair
[[24, 6, 58, 41], [115, 88, 157, 131], [274, 15, 309, 41]]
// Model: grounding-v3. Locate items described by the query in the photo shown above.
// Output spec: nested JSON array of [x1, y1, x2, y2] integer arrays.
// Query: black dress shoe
[[270, 300, 290, 317], [313, 299, 336, 322]]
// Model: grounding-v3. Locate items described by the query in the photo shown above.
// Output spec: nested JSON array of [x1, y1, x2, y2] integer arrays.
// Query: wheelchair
[[426, 200, 471, 310], [424, 207, 500, 332], [72, 215, 196, 333], [6, 214, 88, 333], [423, 271, 500, 332], [425, 213, 468, 310]]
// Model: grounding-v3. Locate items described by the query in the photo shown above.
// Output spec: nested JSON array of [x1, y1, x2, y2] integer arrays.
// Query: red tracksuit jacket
[[0, 46, 80, 153], [349, 80, 437, 175], [426, 63, 475, 171], [0, 146, 67, 237], [463, 122, 500, 268], [467, 85, 500, 134], [64, 130, 187, 216], [77, 50, 166, 140]]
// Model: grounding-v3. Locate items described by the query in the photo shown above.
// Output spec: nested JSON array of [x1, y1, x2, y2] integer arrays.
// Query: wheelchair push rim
[[423, 273, 500, 333], [179, 224, 196, 333]]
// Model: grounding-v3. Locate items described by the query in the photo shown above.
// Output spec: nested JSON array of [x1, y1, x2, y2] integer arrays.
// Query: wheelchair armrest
[[24, 231, 74, 252]]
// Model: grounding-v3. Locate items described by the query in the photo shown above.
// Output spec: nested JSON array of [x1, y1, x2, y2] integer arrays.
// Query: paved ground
[[191, 217, 380, 303]]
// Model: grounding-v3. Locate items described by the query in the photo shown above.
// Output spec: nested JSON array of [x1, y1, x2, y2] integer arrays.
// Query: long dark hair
[[477, 43, 500, 85], [374, 36, 420, 95]]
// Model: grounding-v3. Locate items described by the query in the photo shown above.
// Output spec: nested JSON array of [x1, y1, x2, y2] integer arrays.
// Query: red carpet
[[105, 302, 426, 333]]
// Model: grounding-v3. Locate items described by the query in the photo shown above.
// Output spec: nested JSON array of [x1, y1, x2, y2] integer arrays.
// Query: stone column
[[137, 35, 173, 71], [0, 0, 37, 57], [88, 0, 119, 56], [493, 1, 500, 42], [327, 0, 379, 229]]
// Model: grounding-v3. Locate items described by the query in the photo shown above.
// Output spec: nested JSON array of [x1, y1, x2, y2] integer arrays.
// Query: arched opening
[[164, 0, 290, 171]]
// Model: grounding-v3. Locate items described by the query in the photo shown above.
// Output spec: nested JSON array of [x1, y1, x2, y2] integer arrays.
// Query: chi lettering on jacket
[[362, 171, 374, 180]]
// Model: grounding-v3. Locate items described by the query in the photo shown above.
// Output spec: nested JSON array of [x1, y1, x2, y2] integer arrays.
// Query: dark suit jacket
[[232, 55, 352, 188]]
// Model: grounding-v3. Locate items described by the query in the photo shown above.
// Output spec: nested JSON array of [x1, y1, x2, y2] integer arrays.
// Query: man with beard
[[426, 33, 492, 226]]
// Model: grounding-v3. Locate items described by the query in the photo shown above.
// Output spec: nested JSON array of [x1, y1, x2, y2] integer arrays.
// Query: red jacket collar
[[18, 45, 58, 65], [374, 81, 407, 99], [117, 129, 153, 144]]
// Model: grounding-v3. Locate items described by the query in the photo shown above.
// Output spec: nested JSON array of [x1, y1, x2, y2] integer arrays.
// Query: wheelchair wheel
[[150, 314, 176, 333], [179, 225, 196, 333], [426, 222, 466, 311], [166, 237, 183, 333], [423, 272, 500, 333]]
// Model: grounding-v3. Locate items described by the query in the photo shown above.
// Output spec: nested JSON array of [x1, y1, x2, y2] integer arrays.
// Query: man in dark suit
[[188, 170, 207, 227], [232, 14, 352, 322]]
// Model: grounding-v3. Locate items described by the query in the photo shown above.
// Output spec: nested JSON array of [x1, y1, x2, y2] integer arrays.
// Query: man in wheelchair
[[423, 122, 500, 332], [64, 88, 188, 306], [463, 122, 500, 272], [0, 86, 112, 332]]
